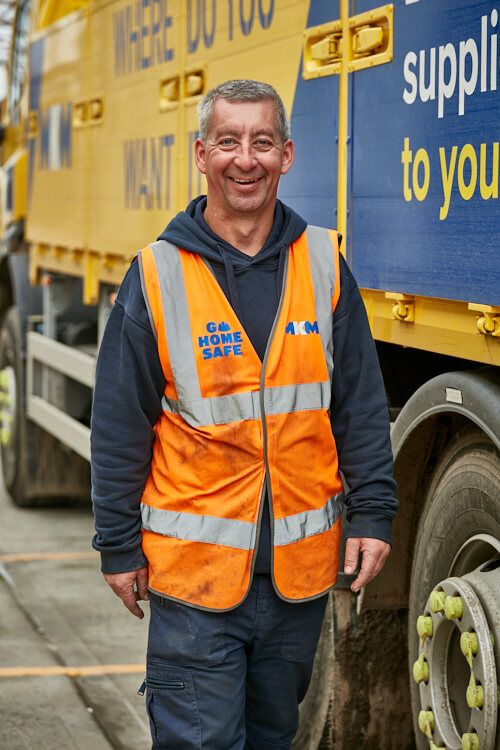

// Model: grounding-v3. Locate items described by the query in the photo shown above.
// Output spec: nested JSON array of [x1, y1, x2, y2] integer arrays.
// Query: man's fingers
[[349, 539, 391, 593], [351, 553, 380, 592], [343, 538, 360, 575], [120, 585, 145, 619], [108, 580, 144, 618], [103, 568, 148, 619], [136, 567, 150, 601]]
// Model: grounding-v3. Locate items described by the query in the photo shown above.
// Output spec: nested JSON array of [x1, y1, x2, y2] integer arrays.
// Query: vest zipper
[[258, 251, 290, 599]]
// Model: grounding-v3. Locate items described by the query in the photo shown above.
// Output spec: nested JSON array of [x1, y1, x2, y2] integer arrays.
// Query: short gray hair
[[198, 79, 291, 143]]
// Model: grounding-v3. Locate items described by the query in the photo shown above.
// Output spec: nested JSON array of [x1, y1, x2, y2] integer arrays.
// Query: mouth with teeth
[[228, 177, 261, 185]]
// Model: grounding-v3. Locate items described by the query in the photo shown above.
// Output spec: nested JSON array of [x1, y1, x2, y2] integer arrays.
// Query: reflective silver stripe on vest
[[149, 240, 204, 404], [274, 493, 343, 547], [161, 380, 330, 427], [137, 252, 157, 342], [141, 504, 257, 550], [141, 493, 343, 549], [305, 226, 335, 381]]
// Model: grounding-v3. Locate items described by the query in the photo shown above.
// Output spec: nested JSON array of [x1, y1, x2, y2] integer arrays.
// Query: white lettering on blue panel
[[402, 10, 498, 118]]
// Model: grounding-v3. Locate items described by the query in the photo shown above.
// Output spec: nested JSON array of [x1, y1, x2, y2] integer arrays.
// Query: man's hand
[[103, 566, 149, 619], [344, 538, 390, 593]]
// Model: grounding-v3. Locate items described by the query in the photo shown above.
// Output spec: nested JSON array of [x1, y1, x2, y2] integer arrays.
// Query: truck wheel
[[0, 306, 29, 505], [0, 306, 90, 506], [294, 591, 413, 750], [409, 428, 500, 750]]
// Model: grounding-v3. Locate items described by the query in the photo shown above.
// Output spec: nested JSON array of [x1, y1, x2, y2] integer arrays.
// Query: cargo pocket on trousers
[[280, 595, 328, 662], [146, 663, 201, 749], [150, 594, 228, 667]]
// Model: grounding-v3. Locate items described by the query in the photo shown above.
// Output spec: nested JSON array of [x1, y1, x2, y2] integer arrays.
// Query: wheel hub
[[412, 537, 499, 750]]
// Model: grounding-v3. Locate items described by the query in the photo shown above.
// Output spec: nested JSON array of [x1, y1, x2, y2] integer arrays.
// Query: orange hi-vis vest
[[137, 226, 344, 611]]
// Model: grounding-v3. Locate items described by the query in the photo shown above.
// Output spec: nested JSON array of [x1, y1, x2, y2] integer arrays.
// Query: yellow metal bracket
[[348, 6, 394, 73], [303, 19, 342, 78], [302, 4, 393, 79], [160, 67, 206, 113], [302, 3, 393, 242], [184, 70, 205, 98], [72, 98, 104, 127], [385, 292, 415, 323], [159, 76, 181, 112], [468, 303, 500, 337]]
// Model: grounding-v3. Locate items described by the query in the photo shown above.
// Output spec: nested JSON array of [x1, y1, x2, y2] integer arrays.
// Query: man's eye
[[220, 138, 236, 146], [255, 140, 273, 149]]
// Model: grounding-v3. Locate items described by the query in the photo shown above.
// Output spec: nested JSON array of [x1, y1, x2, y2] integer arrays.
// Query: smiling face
[[194, 98, 294, 221]]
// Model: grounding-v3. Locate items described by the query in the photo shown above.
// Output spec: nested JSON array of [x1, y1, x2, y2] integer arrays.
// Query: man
[[91, 79, 397, 749]]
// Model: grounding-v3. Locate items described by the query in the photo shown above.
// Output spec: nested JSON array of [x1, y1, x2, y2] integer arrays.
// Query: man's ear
[[280, 139, 294, 175], [194, 138, 207, 175]]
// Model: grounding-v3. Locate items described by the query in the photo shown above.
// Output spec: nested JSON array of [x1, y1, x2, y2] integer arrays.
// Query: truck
[[0, 0, 498, 748]]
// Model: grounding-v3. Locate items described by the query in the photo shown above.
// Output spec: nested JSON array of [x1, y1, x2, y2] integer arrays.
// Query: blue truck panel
[[352, 0, 499, 304], [282, 0, 499, 305], [280, 1, 340, 230]]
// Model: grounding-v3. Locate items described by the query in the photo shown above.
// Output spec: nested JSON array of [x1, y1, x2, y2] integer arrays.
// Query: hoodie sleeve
[[91, 259, 165, 573], [330, 256, 398, 544]]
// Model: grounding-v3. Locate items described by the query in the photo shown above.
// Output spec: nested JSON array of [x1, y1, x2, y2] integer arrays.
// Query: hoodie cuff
[[99, 546, 148, 574], [344, 512, 393, 546]]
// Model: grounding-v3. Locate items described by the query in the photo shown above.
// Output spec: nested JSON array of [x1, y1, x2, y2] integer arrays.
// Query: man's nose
[[234, 143, 257, 171]]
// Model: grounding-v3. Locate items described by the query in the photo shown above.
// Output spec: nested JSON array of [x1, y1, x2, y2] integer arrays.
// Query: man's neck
[[203, 204, 274, 257]]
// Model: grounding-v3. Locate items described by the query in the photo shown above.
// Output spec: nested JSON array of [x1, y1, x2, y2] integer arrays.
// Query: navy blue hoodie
[[91, 197, 398, 575]]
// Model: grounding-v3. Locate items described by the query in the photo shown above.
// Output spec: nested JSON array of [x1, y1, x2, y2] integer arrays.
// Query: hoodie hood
[[157, 195, 306, 264], [157, 196, 307, 329]]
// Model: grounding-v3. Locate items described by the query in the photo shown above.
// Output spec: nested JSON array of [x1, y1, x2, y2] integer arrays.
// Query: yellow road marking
[[0, 552, 98, 563], [0, 664, 145, 678]]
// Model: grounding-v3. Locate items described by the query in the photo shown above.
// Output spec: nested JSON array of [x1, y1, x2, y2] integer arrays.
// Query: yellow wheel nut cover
[[413, 655, 429, 684], [418, 710, 435, 735], [462, 732, 479, 750], [429, 591, 446, 613], [416, 615, 433, 638], [466, 683, 484, 709], [460, 632, 478, 658], [444, 595, 463, 620]]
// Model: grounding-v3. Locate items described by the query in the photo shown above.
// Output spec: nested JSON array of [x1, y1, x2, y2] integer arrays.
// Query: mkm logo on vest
[[198, 321, 243, 360], [285, 320, 319, 335]]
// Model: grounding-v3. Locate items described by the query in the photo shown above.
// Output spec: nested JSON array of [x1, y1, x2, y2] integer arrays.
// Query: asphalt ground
[[0, 484, 151, 750]]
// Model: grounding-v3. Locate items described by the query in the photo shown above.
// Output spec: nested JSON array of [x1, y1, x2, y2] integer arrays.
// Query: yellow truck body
[[0, 2, 498, 749]]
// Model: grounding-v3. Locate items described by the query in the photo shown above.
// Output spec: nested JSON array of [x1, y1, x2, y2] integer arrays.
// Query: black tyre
[[0, 306, 30, 505], [408, 428, 500, 749], [0, 305, 90, 506], [294, 588, 412, 750]]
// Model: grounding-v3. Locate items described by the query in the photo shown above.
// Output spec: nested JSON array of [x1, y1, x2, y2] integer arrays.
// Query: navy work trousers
[[145, 575, 328, 749]]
